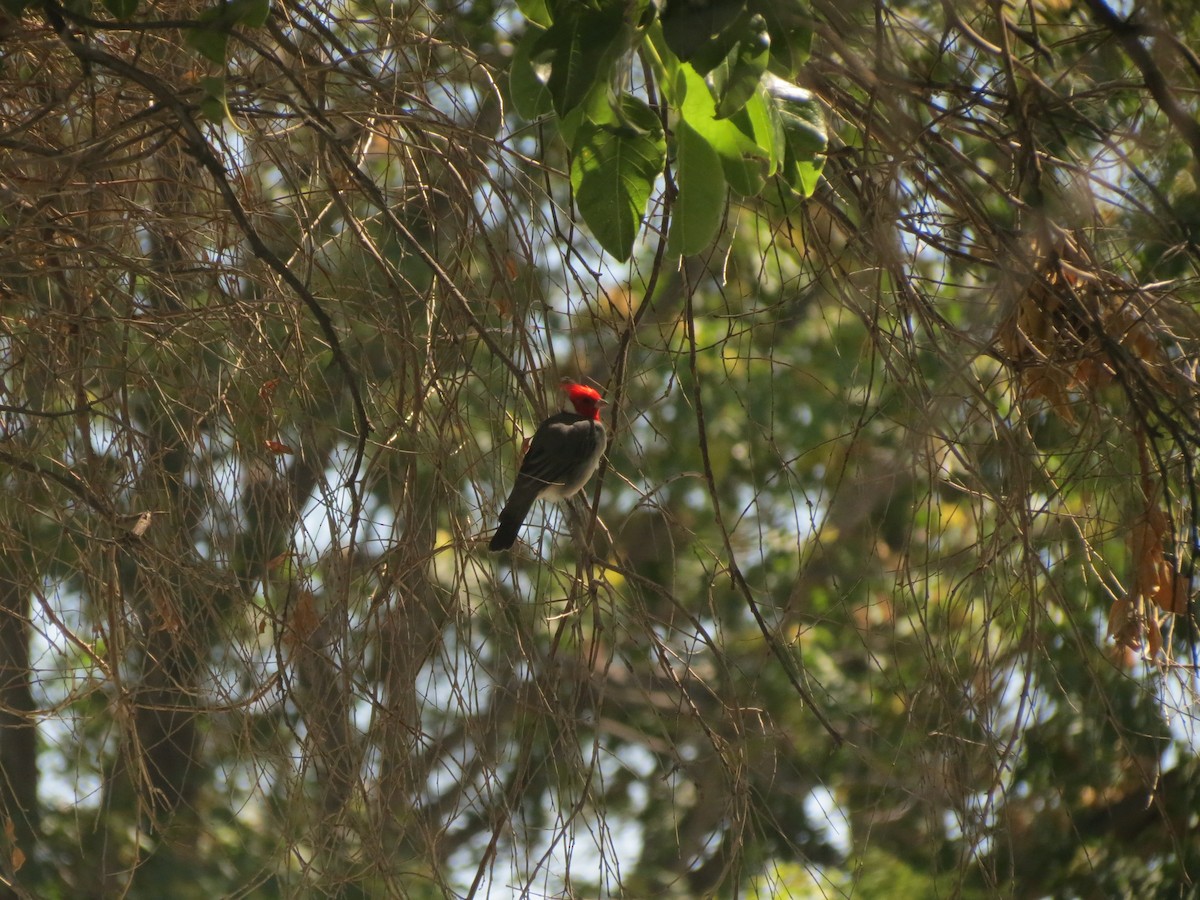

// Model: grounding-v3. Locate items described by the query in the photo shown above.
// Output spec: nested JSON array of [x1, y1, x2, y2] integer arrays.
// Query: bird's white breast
[[540, 422, 607, 502]]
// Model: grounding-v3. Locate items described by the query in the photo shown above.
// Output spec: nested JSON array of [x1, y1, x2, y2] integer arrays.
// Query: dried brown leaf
[[1156, 570, 1190, 616], [284, 591, 320, 650], [1146, 615, 1163, 659], [1106, 596, 1136, 648]]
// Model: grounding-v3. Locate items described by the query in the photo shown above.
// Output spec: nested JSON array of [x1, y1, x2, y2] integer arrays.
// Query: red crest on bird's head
[[560, 380, 605, 420]]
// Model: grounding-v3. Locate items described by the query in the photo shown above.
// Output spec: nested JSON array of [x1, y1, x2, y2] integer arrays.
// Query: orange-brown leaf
[[1145, 504, 1169, 542], [1129, 513, 1165, 599], [1146, 616, 1163, 659], [1154, 570, 1190, 615], [1070, 358, 1113, 391], [1125, 323, 1164, 366], [1106, 596, 1136, 648], [284, 591, 320, 650]]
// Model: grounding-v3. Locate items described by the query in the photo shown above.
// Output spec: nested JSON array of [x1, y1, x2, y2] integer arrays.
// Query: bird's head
[[560, 380, 605, 421]]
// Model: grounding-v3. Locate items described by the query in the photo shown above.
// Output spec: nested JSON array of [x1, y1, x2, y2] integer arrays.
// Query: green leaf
[[715, 14, 770, 119], [731, 86, 783, 175], [516, 0, 553, 29], [556, 81, 612, 148], [198, 75, 230, 123], [781, 141, 825, 197], [570, 95, 666, 261], [233, 0, 270, 28], [661, 0, 745, 66], [103, 0, 138, 19], [0, 0, 29, 13], [770, 76, 827, 156], [721, 150, 766, 196], [509, 27, 553, 121], [185, 0, 270, 62], [614, 91, 664, 135], [677, 63, 769, 195], [634, 0, 659, 29], [677, 64, 756, 156], [187, 26, 229, 65], [536, 4, 627, 118], [759, 0, 813, 76], [768, 75, 825, 195], [668, 119, 726, 256], [643, 21, 680, 104]]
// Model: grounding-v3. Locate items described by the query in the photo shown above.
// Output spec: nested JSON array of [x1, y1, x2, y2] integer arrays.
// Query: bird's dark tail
[[489, 497, 535, 551]]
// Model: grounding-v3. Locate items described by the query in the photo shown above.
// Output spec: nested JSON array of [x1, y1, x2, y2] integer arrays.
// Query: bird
[[489, 380, 607, 551]]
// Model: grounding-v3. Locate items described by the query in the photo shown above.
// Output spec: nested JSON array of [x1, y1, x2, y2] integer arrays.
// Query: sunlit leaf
[[769, 75, 827, 157], [781, 141, 825, 197], [677, 63, 769, 195], [668, 119, 726, 256], [571, 95, 666, 260], [516, 0, 552, 28], [733, 85, 784, 175]]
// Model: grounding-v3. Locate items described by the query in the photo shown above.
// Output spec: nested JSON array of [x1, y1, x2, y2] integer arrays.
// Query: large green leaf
[[535, 4, 627, 118], [186, 26, 229, 65], [510, 27, 553, 121], [781, 141, 825, 197], [516, 0, 552, 28], [570, 95, 666, 260], [660, 0, 746, 66], [677, 63, 770, 196], [668, 119, 726, 256], [714, 15, 770, 119], [185, 0, 271, 63], [769, 75, 827, 157], [556, 81, 612, 149], [732, 85, 784, 175], [663, 0, 813, 78], [760, 0, 813, 76], [774, 77, 825, 196]]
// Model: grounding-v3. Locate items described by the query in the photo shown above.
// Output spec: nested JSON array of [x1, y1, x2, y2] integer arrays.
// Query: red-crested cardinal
[[489, 381, 607, 551]]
